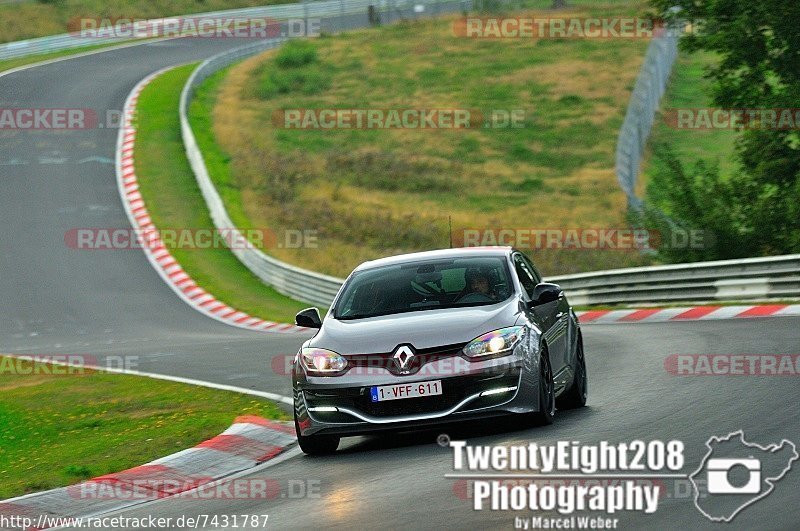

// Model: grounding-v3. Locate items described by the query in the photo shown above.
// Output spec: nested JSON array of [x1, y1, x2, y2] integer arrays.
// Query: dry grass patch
[[200, 2, 653, 277]]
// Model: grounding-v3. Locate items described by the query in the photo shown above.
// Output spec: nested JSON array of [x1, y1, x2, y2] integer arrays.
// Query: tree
[[647, 0, 800, 259], [637, 146, 757, 262]]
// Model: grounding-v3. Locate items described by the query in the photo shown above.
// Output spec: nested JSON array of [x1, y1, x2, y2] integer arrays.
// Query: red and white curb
[[115, 67, 307, 334], [576, 303, 800, 324], [0, 416, 296, 529]]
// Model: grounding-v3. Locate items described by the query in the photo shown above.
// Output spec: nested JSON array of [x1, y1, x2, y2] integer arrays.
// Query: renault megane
[[291, 247, 587, 455]]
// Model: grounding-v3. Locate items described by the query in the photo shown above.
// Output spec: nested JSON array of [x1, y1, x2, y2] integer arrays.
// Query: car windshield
[[333, 256, 513, 320]]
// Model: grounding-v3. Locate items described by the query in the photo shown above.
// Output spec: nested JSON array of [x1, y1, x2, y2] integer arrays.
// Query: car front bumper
[[293, 350, 541, 437]]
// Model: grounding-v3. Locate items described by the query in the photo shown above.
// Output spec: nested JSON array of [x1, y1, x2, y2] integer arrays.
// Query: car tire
[[528, 350, 555, 426], [557, 334, 588, 410], [295, 417, 340, 456]]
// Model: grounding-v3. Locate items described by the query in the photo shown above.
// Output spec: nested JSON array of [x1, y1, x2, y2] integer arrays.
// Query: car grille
[[346, 342, 467, 376], [304, 368, 520, 420]]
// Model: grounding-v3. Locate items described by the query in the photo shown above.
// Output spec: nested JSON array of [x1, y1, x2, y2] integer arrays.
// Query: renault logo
[[393, 345, 415, 372]]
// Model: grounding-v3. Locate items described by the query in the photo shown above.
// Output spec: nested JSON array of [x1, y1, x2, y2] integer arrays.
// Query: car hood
[[310, 298, 522, 354]]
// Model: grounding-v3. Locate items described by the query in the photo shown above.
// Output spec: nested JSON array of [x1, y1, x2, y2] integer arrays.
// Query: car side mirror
[[295, 307, 322, 328], [529, 283, 563, 307]]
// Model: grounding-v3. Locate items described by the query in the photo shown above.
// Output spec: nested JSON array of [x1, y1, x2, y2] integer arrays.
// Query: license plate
[[370, 380, 442, 402]]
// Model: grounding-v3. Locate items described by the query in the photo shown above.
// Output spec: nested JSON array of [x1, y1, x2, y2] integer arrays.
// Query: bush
[[275, 40, 318, 69], [257, 41, 330, 99]]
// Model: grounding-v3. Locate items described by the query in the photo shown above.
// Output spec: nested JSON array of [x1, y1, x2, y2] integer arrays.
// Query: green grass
[[0, 356, 286, 499], [642, 50, 740, 189], [190, 66, 253, 241], [133, 64, 312, 323], [199, 1, 655, 278]]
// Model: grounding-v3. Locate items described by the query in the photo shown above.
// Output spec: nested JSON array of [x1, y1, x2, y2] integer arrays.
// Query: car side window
[[513, 254, 537, 299], [520, 254, 543, 284]]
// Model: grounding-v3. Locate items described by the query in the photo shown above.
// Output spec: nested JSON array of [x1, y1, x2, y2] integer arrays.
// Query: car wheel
[[557, 334, 588, 409], [295, 417, 340, 456], [529, 350, 555, 426]]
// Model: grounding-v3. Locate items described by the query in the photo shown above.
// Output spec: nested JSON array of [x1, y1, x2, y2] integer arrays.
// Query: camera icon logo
[[706, 457, 761, 494], [690, 430, 797, 522]]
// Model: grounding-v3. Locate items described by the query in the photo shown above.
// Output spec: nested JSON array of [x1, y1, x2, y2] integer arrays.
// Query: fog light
[[480, 386, 518, 397], [308, 406, 339, 412]]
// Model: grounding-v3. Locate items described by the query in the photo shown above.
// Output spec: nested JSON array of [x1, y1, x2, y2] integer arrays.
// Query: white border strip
[[575, 304, 800, 324], [0, 37, 176, 80], [0, 352, 293, 405]]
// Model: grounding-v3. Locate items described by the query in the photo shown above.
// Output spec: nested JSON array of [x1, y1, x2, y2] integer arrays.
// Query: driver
[[465, 268, 498, 300]]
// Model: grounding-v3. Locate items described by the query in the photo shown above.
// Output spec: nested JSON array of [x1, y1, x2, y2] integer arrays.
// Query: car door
[[514, 252, 565, 375], [516, 253, 569, 380]]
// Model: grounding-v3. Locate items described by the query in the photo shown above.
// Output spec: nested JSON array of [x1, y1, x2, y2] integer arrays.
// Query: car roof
[[355, 247, 514, 272]]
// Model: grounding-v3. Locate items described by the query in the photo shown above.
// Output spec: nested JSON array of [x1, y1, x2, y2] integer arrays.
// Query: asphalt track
[[1, 38, 799, 530]]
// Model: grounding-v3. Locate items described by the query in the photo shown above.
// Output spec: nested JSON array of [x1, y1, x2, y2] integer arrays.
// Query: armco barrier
[[0, 0, 473, 61], [550, 254, 800, 306], [179, 39, 799, 308]]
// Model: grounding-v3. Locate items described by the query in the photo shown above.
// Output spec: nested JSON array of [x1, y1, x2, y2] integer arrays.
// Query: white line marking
[[0, 353, 293, 405], [0, 37, 179, 80]]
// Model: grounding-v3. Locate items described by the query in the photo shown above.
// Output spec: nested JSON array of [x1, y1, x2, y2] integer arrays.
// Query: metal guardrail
[[177, 7, 799, 309], [0, 0, 466, 60], [179, 0, 473, 306], [550, 254, 800, 306], [614, 27, 679, 210]]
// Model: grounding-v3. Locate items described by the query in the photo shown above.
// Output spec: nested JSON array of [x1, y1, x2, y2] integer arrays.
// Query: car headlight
[[463, 326, 524, 359], [300, 347, 347, 375]]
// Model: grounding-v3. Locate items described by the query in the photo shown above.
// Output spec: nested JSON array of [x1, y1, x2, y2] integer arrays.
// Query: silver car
[[291, 247, 587, 455]]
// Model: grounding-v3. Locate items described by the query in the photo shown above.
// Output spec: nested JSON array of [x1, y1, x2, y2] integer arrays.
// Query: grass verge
[[133, 64, 311, 324], [0, 355, 286, 499], [641, 50, 739, 192], [198, 0, 655, 278]]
